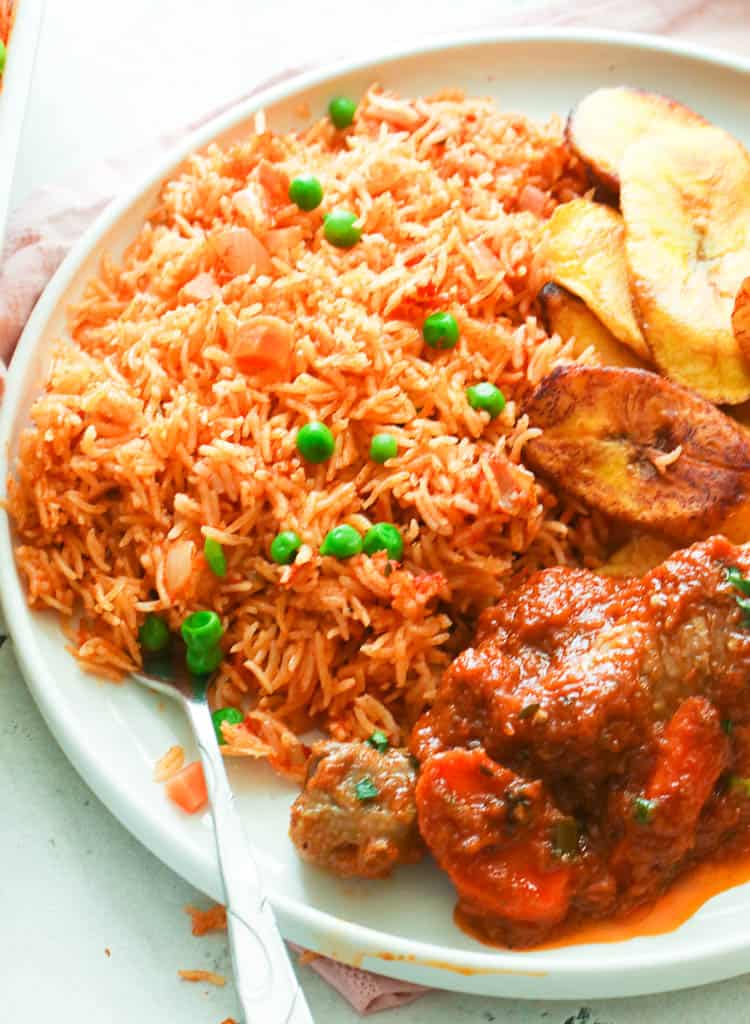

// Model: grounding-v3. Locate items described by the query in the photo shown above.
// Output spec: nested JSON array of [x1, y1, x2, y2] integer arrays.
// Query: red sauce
[[376, 950, 546, 977], [454, 846, 750, 950], [541, 847, 750, 949]]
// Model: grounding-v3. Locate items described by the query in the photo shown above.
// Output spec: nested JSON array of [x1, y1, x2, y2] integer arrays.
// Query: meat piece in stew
[[289, 740, 423, 878], [288, 537, 750, 947], [413, 536, 750, 945]]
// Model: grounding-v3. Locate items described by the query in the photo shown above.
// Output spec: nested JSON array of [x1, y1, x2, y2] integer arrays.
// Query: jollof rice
[[8, 86, 601, 772]]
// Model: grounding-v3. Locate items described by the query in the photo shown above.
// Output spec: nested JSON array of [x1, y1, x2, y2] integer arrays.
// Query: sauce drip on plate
[[455, 847, 750, 949]]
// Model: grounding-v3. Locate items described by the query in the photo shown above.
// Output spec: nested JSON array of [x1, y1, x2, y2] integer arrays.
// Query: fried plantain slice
[[621, 128, 750, 404], [540, 200, 649, 359], [597, 534, 677, 578], [537, 282, 648, 369], [523, 365, 750, 542], [566, 86, 709, 195], [733, 276, 750, 357], [728, 397, 750, 434]]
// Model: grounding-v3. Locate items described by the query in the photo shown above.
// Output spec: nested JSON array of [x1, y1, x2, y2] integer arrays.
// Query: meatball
[[289, 741, 423, 879]]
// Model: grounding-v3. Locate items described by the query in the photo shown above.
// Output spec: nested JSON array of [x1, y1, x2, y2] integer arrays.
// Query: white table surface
[[4, 1, 750, 1021]]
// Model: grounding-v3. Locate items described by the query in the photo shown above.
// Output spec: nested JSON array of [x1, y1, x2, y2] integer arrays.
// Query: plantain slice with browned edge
[[540, 199, 650, 359], [621, 127, 750, 405], [537, 282, 648, 369], [733, 276, 750, 358], [728, 397, 750, 434], [727, 289, 750, 433], [523, 365, 750, 542], [566, 86, 709, 196]]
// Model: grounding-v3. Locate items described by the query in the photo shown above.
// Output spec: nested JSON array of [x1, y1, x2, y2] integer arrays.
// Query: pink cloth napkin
[[2, 0, 746, 1014], [288, 945, 428, 1014]]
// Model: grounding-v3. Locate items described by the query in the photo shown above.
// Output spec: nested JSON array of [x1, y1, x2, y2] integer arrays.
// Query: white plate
[[0, 0, 44, 250], [3, 30, 750, 1001]]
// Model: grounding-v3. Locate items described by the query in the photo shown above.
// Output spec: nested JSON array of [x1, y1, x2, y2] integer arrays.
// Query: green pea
[[181, 610, 223, 654], [296, 421, 335, 463], [324, 210, 361, 249], [466, 381, 506, 419], [212, 707, 244, 745], [204, 537, 227, 578], [328, 96, 357, 129], [422, 312, 459, 350], [363, 523, 403, 562], [186, 644, 224, 677], [288, 174, 324, 211], [320, 524, 363, 560], [138, 613, 170, 653], [270, 530, 302, 565], [369, 433, 398, 464]]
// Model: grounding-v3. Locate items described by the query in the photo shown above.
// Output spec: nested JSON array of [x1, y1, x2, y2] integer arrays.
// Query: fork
[[134, 651, 314, 1024]]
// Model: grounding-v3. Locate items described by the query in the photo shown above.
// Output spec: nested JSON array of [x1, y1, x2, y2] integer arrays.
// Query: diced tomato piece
[[234, 316, 293, 377], [182, 272, 220, 302], [211, 227, 271, 276], [166, 761, 208, 814], [647, 696, 728, 820], [257, 159, 290, 200], [164, 539, 195, 600], [265, 227, 303, 259]]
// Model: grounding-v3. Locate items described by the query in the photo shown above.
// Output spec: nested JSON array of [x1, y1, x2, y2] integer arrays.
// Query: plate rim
[[4, 27, 750, 997]]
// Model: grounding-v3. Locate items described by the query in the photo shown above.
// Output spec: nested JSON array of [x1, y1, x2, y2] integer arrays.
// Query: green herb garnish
[[366, 730, 389, 753], [552, 817, 579, 858], [726, 567, 750, 624], [633, 796, 657, 824], [737, 596, 750, 624], [355, 776, 379, 802], [729, 775, 750, 797], [727, 566, 750, 595]]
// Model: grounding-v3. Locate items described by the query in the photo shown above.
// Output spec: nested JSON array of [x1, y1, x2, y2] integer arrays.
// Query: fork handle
[[188, 702, 314, 1024]]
